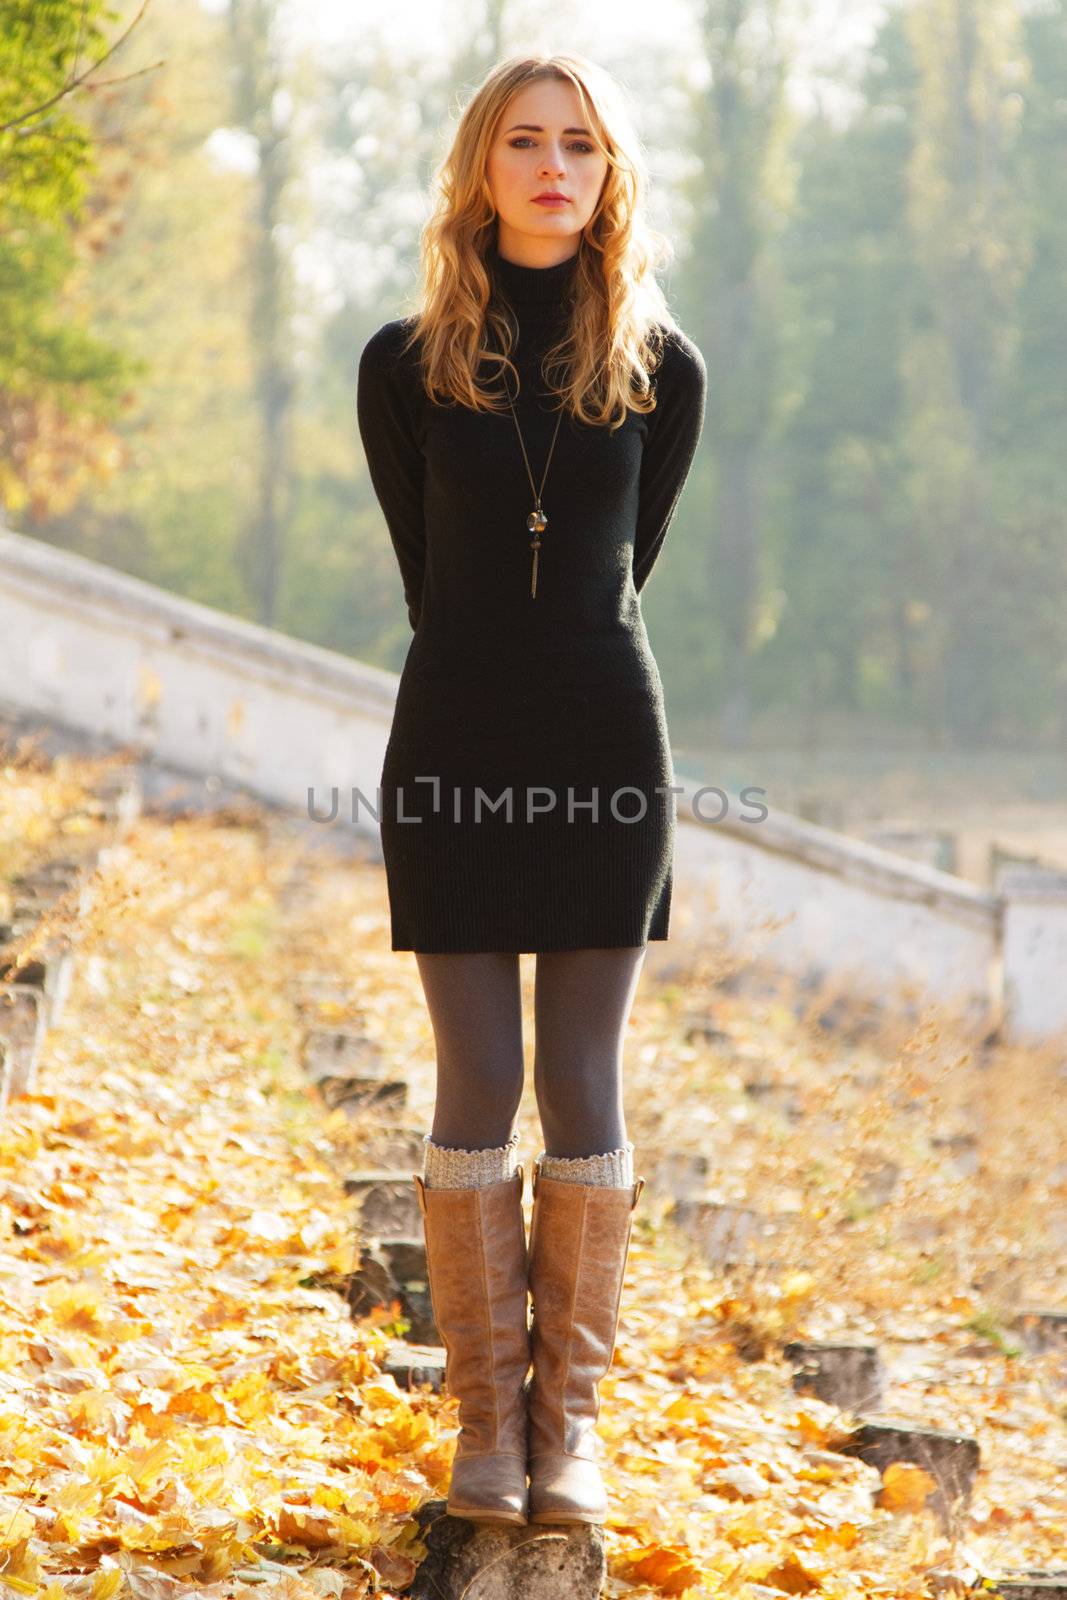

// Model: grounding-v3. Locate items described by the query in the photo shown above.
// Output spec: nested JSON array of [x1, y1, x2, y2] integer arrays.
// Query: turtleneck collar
[[487, 236, 580, 306]]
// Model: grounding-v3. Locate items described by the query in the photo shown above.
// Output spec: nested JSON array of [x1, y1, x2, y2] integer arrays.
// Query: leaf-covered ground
[[2, 757, 1066, 1599]]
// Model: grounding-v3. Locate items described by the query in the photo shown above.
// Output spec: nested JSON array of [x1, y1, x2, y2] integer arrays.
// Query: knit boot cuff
[[422, 1130, 521, 1189], [537, 1141, 634, 1188]]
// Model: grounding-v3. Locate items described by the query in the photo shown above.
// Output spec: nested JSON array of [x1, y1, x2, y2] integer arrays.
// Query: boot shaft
[[526, 1164, 643, 1461], [413, 1168, 532, 1459]]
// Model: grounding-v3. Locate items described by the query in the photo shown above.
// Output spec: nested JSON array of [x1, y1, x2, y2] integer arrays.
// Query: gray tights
[[414, 947, 647, 1156]]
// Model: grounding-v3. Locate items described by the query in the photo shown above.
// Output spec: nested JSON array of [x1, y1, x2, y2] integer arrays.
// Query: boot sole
[[447, 1502, 529, 1526], [528, 1511, 605, 1525]]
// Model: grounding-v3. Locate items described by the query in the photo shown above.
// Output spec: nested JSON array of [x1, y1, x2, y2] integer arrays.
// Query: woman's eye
[[508, 138, 595, 153]]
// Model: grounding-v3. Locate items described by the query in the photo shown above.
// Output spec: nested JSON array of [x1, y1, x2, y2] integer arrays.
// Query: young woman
[[356, 52, 706, 1528]]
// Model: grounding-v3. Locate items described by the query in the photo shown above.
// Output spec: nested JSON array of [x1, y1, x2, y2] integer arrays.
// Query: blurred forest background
[[4, 0, 1067, 838]]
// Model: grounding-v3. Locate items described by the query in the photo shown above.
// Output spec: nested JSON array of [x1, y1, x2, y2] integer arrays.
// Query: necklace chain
[[504, 369, 564, 600]]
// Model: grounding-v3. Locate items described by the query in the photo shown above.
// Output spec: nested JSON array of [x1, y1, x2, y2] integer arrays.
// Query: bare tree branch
[[0, 0, 153, 135]]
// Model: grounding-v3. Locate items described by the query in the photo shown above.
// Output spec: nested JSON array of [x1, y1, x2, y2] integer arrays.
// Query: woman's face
[[485, 77, 609, 266]]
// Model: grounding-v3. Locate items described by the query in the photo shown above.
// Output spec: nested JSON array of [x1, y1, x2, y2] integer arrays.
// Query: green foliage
[[10, 3, 1067, 753], [0, 0, 142, 512], [0, 0, 113, 219]]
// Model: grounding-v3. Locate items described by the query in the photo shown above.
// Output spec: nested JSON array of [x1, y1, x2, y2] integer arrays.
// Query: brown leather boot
[[412, 1167, 531, 1526], [525, 1162, 645, 1524]]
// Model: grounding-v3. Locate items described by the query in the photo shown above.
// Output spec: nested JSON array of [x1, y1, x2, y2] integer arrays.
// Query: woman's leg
[[532, 945, 647, 1157], [415, 950, 525, 1150], [412, 951, 531, 1525], [526, 944, 648, 1525]]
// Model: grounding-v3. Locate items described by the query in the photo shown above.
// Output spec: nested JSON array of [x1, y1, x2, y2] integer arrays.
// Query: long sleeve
[[632, 326, 707, 594], [357, 320, 427, 631]]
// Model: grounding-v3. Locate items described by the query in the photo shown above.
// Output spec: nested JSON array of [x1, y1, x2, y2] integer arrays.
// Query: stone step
[[783, 1339, 886, 1414], [409, 1498, 606, 1599], [0, 945, 75, 1032], [742, 1076, 806, 1123], [9, 845, 98, 895], [292, 976, 360, 1020], [356, 1124, 426, 1170], [6, 840, 107, 925], [322, 1077, 408, 1115], [382, 1341, 445, 1392], [834, 1416, 980, 1529], [300, 1025, 387, 1082], [645, 1151, 710, 1202], [348, 1235, 435, 1344], [680, 1012, 734, 1047], [344, 1171, 422, 1237], [929, 1131, 980, 1178], [1013, 1307, 1067, 1356], [667, 1195, 767, 1268], [0, 766, 138, 1122], [986, 1572, 1067, 1600], [851, 1153, 902, 1209], [0, 985, 46, 1107], [86, 766, 143, 834]]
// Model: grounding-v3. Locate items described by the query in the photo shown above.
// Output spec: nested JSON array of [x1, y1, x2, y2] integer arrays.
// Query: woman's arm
[[632, 327, 707, 594], [357, 320, 427, 631]]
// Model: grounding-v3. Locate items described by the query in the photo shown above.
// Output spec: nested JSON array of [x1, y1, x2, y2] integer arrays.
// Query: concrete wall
[[997, 866, 1067, 1043], [0, 527, 1057, 1043], [670, 782, 998, 1029], [1, 527, 395, 812]]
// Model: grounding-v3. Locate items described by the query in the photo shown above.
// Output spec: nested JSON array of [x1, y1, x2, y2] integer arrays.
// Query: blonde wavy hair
[[397, 52, 680, 433]]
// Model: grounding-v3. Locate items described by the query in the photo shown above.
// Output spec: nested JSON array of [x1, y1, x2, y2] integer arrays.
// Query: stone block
[[0, 945, 74, 1030], [647, 1151, 709, 1202], [344, 1171, 423, 1237], [0, 985, 46, 1101], [834, 1415, 979, 1527], [347, 1235, 436, 1343], [681, 1012, 733, 1046], [409, 1499, 606, 1599], [1013, 1307, 1067, 1356], [930, 1131, 980, 1179], [743, 1076, 805, 1123], [325, 1078, 408, 1115], [383, 1341, 445, 1392], [783, 1340, 886, 1414], [358, 1124, 426, 1169], [669, 1195, 764, 1268], [301, 1026, 386, 1082], [986, 1571, 1067, 1600]]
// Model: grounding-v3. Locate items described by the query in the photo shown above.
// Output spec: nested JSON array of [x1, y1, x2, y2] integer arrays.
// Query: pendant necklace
[[504, 371, 564, 599]]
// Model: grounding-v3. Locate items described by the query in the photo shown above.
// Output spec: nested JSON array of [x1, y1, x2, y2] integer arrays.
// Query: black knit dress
[[356, 239, 706, 953]]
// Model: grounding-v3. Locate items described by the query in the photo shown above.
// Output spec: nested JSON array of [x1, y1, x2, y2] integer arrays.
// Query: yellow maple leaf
[[617, 1542, 714, 1595], [877, 1461, 938, 1512]]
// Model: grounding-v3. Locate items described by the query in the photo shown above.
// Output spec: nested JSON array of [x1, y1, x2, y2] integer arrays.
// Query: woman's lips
[[532, 197, 570, 206]]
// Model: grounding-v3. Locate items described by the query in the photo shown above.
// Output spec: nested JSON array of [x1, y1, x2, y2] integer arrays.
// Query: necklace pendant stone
[[527, 509, 547, 534]]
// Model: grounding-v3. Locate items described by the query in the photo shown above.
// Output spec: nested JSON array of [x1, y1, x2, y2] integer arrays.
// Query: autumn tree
[[0, 0, 147, 518]]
